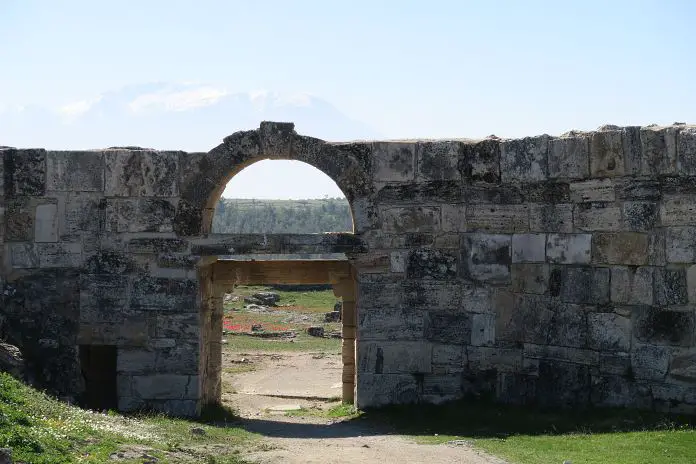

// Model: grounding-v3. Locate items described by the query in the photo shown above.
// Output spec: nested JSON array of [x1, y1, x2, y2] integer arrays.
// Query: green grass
[[283, 402, 361, 419], [226, 285, 339, 313], [0, 372, 257, 463], [364, 398, 696, 464], [223, 285, 342, 353]]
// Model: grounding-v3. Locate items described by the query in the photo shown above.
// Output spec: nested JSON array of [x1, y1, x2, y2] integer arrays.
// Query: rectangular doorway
[[79, 344, 117, 411]]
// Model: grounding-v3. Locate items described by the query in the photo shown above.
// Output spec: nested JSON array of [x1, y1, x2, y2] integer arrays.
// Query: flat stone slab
[[266, 404, 303, 412]]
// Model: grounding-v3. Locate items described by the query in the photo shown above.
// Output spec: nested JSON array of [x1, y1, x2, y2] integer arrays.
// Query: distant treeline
[[212, 198, 353, 234]]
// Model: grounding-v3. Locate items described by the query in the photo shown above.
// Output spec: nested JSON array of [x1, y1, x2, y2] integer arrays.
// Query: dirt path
[[222, 350, 507, 464]]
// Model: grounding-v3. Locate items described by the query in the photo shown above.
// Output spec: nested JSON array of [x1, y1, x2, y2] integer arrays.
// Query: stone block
[[155, 400, 200, 417], [358, 279, 403, 309], [548, 136, 589, 179], [666, 227, 696, 263], [545, 233, 592, 264], [621, 126, 642, 174], [372, 142, 416, 182], [631, 344, 670, 380], [615, 178, 661, 201], [356, 374, 421, 407], [389, 250, 407, 273], [640, 126, 678, 175], [4, 198, 34, 241], [529, 204, 573, 232], [37, 242, 82, 268], [460, 234, 511, 284], [521, 181, 570, 203], [358, 307, 426, 341], [416, 141, 461, 181], [523, 344, 599, 365], [573, 203, 622, 231], [440, 204, 466, 232], [131, 374, 198, 400], [8, 243, 39, 268], [62, 194, 103, 235], [34, 203, 58, 242], [599, 352, 631, 375], [688, 265, 696, 303], [432, 344, 465, 367], [468, 346, 523, 372], [358, 341, 432, 374], [498, 294, 554, 344], [104, 150, 178, 197], [154, 313, 200, 340], [2, 149, 46, 196], [423, 374, 464, 400], [592, 232, 648, 265], [500, 135, 549, 182], [511, 263, 549, 294], [611, 266, 653, 305], [590, 130, 624, 177], [402, 280, 462, 310], [425, 311, 472, 344], [79, 274, 130, 321], [127, 238, 189, 254], [459, 139, 500, 183], [634, 306, 694, 346], [549, 266, 610, 304], [461, 284, 495, 313], [669, 352, 696, 381], [465, 184, 523, 204], [470, 313, 495, 346], [117, 348, 157, 373], [547, 303, 590, 348], [660, 196, 696, 226], [466, 204, 529, 233], [511, 233, 546, 263], [434, 233, 460, 248], [406, 248, 457, 279], [381, 206, 440, 233], [677, 126, 696, 174], [587, 312, 631, 351], [130, 277, 197, 312], [78, 320, 149, 346], [46, 151, 104, 191], [569, 179, 615, 202], [622, 201, 658, 231], [653, 268, 688, 306], [106, 198, 177, 233]]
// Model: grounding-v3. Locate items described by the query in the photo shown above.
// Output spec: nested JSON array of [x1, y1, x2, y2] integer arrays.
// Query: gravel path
[[223, 351, 507, 464]]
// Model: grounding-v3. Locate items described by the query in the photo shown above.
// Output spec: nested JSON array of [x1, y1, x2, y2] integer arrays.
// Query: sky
[[1, 0, 695, 198]]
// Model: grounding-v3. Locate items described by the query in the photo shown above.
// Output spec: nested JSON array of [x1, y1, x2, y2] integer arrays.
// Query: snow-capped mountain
[[0, 83, 382, 151]]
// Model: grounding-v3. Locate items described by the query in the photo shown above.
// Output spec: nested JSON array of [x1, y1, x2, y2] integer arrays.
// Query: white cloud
[[128, 86, 229, 113], [59, 96, 102, 117]]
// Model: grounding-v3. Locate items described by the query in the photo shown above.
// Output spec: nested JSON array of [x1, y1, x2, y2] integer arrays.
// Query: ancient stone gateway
[[2, 122, 696, 416]]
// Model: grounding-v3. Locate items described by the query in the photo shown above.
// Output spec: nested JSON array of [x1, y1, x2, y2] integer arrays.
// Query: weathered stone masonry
[[1, 122, 696, 416]]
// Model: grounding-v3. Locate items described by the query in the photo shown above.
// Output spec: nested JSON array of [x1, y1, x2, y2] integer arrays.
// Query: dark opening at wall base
[[79, 344, 117, 411]]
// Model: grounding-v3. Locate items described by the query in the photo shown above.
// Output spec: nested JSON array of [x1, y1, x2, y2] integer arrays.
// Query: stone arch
[[182, 122, 372, 409], [176, 121, 376, 236]]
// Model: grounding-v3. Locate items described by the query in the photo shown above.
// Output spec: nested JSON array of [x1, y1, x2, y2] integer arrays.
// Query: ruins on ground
[[1, 121, 695, 416]]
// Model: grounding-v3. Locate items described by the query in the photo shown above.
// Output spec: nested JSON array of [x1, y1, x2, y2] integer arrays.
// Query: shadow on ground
[[195, 399, 696, 440]]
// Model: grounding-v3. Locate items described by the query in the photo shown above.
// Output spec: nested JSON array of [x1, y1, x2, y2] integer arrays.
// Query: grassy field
[[365, 398, 696, 464], [0, 372, 260, 463], [223, 285, 342, 353]]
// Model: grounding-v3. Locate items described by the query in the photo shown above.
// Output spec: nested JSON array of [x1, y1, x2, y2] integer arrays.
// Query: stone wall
[[1, 122, 695, 415]]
